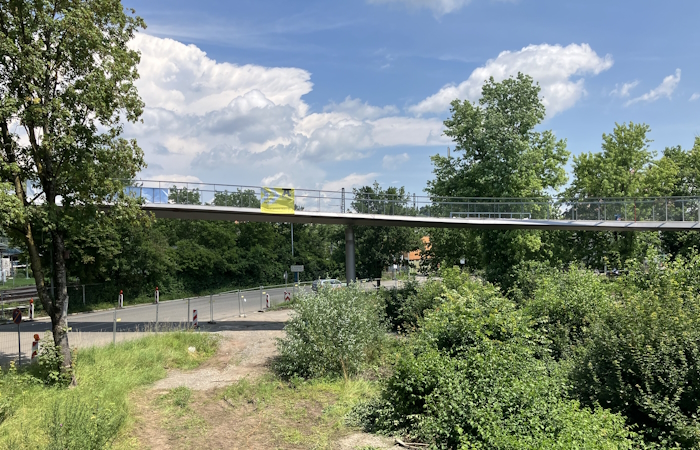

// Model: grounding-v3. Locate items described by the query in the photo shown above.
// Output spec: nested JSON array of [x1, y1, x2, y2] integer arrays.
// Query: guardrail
[[119, 179, 700, 223]]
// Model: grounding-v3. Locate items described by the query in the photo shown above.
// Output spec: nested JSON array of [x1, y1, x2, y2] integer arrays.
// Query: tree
[[564, 123, 666, 268], [0, 1, 145, 376], [426, 73, 569, 285], [351, 182, 422, 279]]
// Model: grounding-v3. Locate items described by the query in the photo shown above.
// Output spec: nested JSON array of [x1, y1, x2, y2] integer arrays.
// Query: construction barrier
[[192, 309, 198, 328], [284, 291, 290, 302], [31, 334, 40, 361]]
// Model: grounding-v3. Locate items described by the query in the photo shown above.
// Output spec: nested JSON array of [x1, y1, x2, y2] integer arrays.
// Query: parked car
[[312, 278, 343, 292]]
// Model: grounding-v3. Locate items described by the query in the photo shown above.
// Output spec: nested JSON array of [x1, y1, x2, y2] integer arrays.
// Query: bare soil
[[130, 310, 396, 450]]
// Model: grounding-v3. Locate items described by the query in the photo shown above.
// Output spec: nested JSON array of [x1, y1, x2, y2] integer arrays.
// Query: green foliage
[[351, 182, 422, 279], [0, 331, 217, 449], [521, 267, 611, 359], [274, 286, 387, 379], [355, 277, 636, 449], [33, 333, 72, 386], [572, 253, 700, 447], [381, 279, 445, 331], [46, 396, 123, 450], [426, 73, 569, 286]]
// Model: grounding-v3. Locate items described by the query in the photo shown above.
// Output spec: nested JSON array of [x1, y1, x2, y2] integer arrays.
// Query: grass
[[0, 277, 36, 291], [218, 375, 380, 449], [0, 331, 218, 450]]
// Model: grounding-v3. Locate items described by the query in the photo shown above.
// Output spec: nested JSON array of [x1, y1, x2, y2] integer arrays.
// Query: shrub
[[572, 256, 700, 447], [354, 280, 636, 449], [522, 267, 611, 359], [382, 279, 445, 331], [274, 286, 387, 379]]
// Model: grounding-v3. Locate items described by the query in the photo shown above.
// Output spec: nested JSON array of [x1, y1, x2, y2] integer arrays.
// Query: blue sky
[[123, 0, 700, 196]]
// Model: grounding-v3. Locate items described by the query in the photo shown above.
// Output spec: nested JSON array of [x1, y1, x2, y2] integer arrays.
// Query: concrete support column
[[345, 225, 356, 283]]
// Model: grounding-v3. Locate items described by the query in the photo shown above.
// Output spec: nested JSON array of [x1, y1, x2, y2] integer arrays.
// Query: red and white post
[[155, 287, 160, 304], [31, 334, 40, 362], [192, 309, 198, 328], [284, 291, 291, 302], [265, 293, 270, 308], [29, 299, 34, 320], [118, 290, 124, 309]]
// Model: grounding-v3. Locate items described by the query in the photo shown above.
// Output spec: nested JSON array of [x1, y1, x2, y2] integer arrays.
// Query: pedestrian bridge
[[126, 179, 700, 232], [124, 179, 700, 282]]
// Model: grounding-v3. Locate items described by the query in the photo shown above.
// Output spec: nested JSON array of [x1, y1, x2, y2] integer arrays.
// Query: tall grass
[[0, 331, 218, 449]]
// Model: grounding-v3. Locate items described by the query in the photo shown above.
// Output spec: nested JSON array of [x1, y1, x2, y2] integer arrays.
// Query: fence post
[[208, 293, 216, 324]]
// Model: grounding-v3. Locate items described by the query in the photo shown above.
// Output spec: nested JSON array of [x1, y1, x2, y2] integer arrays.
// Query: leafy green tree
[[426, 73, 569, 285], [563, 123, 668, 269], [0, 1, 145, 374], [169, 186, 201, 205], [351, 182, 422, 279], [213, 189, 259, 208]]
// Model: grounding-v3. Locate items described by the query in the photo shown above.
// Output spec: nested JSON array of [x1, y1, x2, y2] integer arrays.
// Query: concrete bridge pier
[[345, 225, 355, 283]]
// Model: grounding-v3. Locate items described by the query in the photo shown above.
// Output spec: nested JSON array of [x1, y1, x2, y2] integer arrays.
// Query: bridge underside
[[143, 203, 700, 232]]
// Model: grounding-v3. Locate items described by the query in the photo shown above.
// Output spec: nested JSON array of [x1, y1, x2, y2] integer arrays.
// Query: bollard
[[265, 293, 270, 309], [155, 286, 160, 304], [29, 299, 34, 320], [118, 290, 124, 309], [193, 309, 198, 328], [208, 293, 216, 324], [31, 334, 40, 362]]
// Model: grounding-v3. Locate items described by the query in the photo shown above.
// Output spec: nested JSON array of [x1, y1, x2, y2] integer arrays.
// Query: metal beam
[[142, 203, 700, 232]]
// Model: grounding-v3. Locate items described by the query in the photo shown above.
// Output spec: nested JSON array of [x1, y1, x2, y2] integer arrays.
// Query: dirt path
[[129, 309, 396, 450]]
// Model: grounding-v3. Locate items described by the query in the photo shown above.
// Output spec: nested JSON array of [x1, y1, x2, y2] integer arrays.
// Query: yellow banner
[[260, 187, 295, 214]]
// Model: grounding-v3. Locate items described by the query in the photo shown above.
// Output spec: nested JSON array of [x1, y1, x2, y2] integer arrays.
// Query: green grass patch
[[0, 331, 218, 449], [221, 376, 379, 449]]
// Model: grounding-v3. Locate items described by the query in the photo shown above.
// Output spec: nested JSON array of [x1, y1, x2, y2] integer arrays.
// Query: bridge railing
[[119, 180, 700, 222]]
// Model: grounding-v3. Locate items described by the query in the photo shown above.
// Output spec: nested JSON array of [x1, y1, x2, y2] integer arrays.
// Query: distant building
[[405, 236, 431, 270]]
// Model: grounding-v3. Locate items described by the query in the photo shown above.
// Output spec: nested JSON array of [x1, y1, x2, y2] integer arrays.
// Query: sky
[[122, 0, 700, 196]]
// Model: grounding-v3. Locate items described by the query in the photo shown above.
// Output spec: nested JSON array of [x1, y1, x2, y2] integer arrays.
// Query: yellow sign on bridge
[[260, 187, 295, 214]]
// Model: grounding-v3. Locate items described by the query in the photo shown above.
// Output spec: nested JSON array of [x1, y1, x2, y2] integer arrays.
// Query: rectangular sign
[[261, 187, 295, 214], [290, 265, 304, 273]]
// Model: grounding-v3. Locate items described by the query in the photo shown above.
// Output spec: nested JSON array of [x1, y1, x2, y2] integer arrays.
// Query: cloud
[[690, 93, 700, 102], [321, 173, 379, 192], [610, 81, 639, 97], [127, 33, 447, 188], [382, 153, 410, 169], [367, 0, 513, 16], [324, 96, 399, 120], [408, 43, 613, 117], [626, 69, 681, 106]]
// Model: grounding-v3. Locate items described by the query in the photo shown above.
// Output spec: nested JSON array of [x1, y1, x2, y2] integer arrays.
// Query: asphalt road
[[0, 280, 395, 365], [0, 284, 317, 365]]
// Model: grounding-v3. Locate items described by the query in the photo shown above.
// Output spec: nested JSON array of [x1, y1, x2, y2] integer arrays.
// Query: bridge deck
[[143, 203, 700, 232]]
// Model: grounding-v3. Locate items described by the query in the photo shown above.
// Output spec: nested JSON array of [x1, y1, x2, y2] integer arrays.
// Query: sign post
[[12, 308, 22, 366]]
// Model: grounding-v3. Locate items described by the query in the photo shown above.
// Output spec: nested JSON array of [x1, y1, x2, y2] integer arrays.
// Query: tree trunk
[[50, 230, 72, 376]]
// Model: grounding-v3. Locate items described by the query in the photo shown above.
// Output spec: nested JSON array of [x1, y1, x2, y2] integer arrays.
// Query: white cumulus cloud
[[383, 153, 410, 169], [367, 0, 513, 16], [127, 33, 447, 187], [689, 93, 700, 102], [626, 69, 681, 106], [408, 43, 613, 117], [610, 81, 639, 97]]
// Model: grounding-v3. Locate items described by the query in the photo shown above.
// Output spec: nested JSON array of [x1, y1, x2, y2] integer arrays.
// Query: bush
[[274, 286, 387, 379], [354, 280, 636, 449], [572, 255, 700, 447], [382, 280, 445, 331], [522, 267, 611, 360]]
